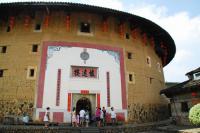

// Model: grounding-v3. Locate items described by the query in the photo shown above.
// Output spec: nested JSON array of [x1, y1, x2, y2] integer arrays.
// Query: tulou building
[[0, 2, 176, 123]]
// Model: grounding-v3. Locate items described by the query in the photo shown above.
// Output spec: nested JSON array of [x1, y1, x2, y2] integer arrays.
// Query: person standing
[[102, 107, 107, 126], [79, 109, 85, 127], [110, 107, 116, 126], [43, 107, 50, 128], [95, 107, 101, 127], [85, 110, 90, 127], [100, 108, 104, 126], [76, 114, 80, 127], [71, 107, 77, 127]]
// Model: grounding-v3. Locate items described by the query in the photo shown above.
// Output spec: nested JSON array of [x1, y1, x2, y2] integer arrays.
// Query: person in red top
[[95, 107, 101, 127]]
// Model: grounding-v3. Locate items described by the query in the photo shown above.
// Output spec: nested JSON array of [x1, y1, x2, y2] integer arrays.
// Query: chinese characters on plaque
[[72, 66, 98, 78]]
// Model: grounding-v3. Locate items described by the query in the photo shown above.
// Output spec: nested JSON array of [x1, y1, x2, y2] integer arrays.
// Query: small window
[[27, 66, 37, 79], [32, 44, 38, 52], [29, 69, 35, 77], [181, 102, 189, 112], [6, 26, 11, 32], [0, 69, 3, 77], [1, 46, 7, 53], [194, 72, 200, 80], [127, 52, 132, 59], [129, 74, 133, 81], [146, 56, 151, 67], [126, 33, 130, 39], [128, 72, 135, 84], [157, 63, 161, 72], [150, 77, 153, 84], [80, 22, 90, 33], [35, 24, 41, 31]]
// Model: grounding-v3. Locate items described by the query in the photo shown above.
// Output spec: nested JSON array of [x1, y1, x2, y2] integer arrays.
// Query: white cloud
[[174, 50, 192, 63], [127, 3, 200, 82], [127, 3, 168, 20], [77, 1, 200, 82]]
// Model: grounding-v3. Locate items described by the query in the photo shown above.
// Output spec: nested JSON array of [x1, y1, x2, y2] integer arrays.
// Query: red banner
[[81, 90, 89, 94], [67, 93, 71, 112]]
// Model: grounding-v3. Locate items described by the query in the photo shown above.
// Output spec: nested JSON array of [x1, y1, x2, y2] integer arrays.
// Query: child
[[71, 107, 77, 127]]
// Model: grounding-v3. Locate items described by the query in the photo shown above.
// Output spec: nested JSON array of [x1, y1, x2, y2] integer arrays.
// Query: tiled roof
[[186, 67, 200, 76], [183, 79, 200, 88], [160, 79, 200, 98]]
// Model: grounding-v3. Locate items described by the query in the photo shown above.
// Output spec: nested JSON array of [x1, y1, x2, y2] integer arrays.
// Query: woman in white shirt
[[110, 107, 116, 126], [43, 107, 50, 128]]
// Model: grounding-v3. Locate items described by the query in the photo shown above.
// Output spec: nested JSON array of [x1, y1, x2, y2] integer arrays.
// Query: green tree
[[189, 103, 200, 125]]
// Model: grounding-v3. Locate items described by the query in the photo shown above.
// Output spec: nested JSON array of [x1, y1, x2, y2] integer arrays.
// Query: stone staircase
[[80, 127, 100, 133]]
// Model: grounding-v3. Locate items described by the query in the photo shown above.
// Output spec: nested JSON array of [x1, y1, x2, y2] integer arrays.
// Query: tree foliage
[[189, 103, 200, 125]]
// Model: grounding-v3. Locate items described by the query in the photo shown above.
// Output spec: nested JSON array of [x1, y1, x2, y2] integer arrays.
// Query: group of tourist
[[71, 107, 90, 127], [43, 106, 117, 128], [71, 106, 116, 127]]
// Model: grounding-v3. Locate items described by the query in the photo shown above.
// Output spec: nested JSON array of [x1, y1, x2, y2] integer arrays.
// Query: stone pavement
[[1, 120, 200, 133], [157, 124, 200, 133]]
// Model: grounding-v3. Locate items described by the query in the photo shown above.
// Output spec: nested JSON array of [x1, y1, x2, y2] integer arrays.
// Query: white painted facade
[[37, 46, 124, 122]]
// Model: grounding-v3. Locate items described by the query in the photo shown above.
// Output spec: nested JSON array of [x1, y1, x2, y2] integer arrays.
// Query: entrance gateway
[[36, 44, 127, 123], [72, 94, 96, 118]]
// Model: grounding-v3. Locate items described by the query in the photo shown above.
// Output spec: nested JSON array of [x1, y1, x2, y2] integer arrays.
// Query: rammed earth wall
[[128, 103, 169, 123]]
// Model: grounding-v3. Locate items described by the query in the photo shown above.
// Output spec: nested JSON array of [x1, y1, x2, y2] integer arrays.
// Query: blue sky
[[0, 0, 200, 82], [130, 0, 200, 16]]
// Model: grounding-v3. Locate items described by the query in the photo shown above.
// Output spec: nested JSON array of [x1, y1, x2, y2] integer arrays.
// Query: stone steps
[[80, 127, 100, 133]]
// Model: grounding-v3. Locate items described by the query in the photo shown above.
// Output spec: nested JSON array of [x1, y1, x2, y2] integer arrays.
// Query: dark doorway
[[76, 97, 92, 119]]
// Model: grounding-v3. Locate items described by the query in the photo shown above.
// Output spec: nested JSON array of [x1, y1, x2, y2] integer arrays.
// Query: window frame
[[34, 23, 42, 32], [32, 44, 38, 53], [125, 33, 130, 39], [1, 46, 7, 53], [194, 72, 200, 80], [127, 52, 133, 59], [146, 56, 151, 67], [6, 26, 11, 32], [27, 66, 37, 80], [77, 21, 94, 36], [157, 62, 161, 72], [80, 22, 91, 33], [0, 69, 4, 77], [128, 72, 135, 84]]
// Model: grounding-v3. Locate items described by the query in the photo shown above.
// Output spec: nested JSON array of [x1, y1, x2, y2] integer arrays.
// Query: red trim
[[81, 90, 89, 94], [191, 92, 197, 97], [67, 93, 71, 112], [106, 112, 125, 122], [106, 72, 110, 107], [39, 112, 45, 121], [37, 44, 48, 108], [119, 48, 127, 109], [56, 69, 61, 106], [97, 93, 100, 108], [116, 112, 125, 121], [53, 112, 64, 123], [37, 42, 127, 109], [66, 15, 70, 32]]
